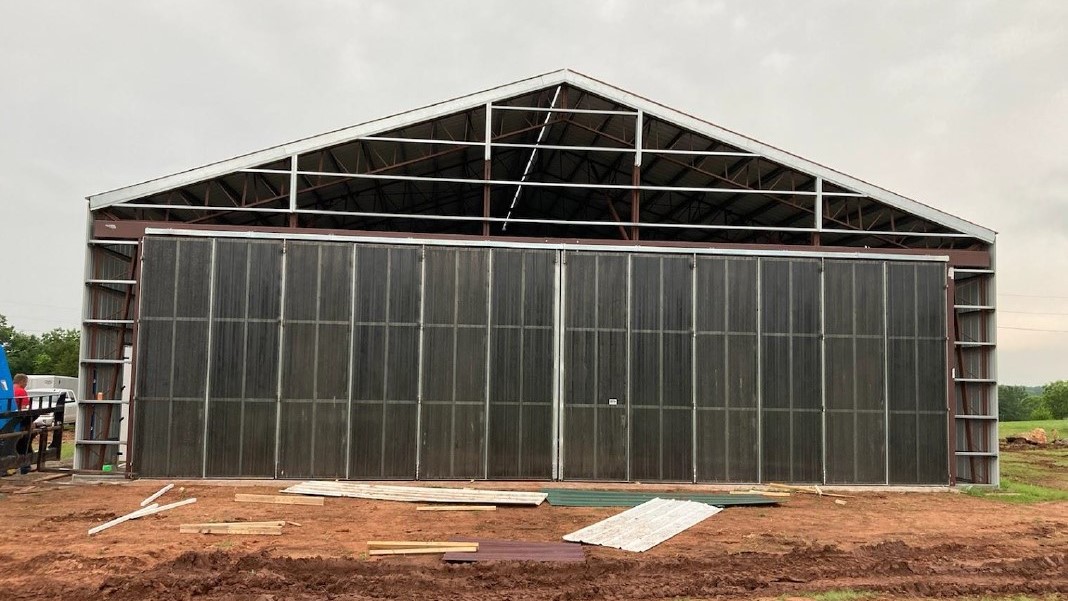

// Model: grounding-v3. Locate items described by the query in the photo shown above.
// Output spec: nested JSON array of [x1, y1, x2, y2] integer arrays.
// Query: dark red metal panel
[[92, 220, 992, 268]]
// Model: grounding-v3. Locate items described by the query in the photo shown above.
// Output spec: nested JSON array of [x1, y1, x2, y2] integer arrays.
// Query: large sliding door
[[135, 236, 949, 485]]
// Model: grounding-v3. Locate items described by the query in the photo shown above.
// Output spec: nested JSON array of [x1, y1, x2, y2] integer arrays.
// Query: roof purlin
[[86, 69, 994, 243]]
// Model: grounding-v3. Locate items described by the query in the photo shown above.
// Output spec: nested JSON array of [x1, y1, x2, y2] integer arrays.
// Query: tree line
[[3, 311, 1065, 419], [998, 382, 1068, 421], [0, 314, 79, 377]]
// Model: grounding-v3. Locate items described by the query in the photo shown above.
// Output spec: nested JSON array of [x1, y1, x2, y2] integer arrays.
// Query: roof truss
[[88, 69, 994, 248]]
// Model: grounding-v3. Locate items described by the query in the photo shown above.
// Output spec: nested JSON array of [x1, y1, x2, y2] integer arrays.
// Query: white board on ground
[[140, 483, 174, 507], [562, 498, 721, 552], [88, 503, 159, 536], [280, 482, 546, 506]]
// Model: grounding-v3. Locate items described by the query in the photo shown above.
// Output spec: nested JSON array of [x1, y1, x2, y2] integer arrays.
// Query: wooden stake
[[415, 505, 496, 511], [182, 525, 284, 533], [368, 546, 477, 556], [140, 483, 174, 507], [88, 503, 159, 536], [139, 496, 198, 517], [183, 521, 285, 528], [766, 483, 855, 499], [367, 541, 479, 549], [235, 493, 324, 506], [727, 490, 790, 497]]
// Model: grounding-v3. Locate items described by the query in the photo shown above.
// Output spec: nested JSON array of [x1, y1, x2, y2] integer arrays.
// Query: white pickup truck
[[24, 375, 78, 426], [25, 388, 77, 427]]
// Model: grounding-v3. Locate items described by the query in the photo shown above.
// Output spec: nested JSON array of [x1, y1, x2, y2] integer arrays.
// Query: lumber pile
[[181, 521, 285, 535], [367, 541, 478, 556]]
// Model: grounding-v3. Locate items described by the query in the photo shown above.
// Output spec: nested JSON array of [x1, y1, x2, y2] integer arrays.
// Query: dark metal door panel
[[562, 252, 628, 480]]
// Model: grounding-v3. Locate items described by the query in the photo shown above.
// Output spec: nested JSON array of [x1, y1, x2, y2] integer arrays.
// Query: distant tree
[[1040, 380, 1068, 420], [998, 385, 1032, 421], [36, 328, 80, 376], [1030, 403, 1054, 421], [0, 314, 79, 377]]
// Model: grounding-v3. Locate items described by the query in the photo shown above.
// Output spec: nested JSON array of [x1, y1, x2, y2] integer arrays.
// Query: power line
[[0, 299, 80, 312], [999, 326, 1068, 333]]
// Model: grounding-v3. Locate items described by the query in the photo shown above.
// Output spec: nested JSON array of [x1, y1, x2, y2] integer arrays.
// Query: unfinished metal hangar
[[77, 69, 999, 485]]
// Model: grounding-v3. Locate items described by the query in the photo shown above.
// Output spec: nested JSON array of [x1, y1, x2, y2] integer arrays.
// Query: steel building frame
[[77, 69, 998, 484]]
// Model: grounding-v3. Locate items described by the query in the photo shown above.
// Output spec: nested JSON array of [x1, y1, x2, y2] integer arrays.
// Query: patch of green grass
[[60, 443, 74, 461], [999, 419, 1067, 439], [965, 479, 1068, 504], [807, 590, 873, 601]]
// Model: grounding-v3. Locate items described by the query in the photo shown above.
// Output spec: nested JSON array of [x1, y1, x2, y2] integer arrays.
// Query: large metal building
[[77, 70, 999, 485]]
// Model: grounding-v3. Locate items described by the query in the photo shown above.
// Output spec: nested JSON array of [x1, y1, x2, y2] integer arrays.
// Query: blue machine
[[0, 345, 15, 430]]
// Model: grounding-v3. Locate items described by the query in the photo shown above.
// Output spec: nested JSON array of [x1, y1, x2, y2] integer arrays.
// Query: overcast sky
[[1, 1, 1065, 384]]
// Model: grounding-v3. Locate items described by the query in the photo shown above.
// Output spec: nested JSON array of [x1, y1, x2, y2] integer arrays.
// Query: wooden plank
[[139, 496, 198, 517], [181, 525, 282, 535], [368, 546, 477, 556], [728, 490, 790, 497], [32, 473, 70, 483], [88, 503, 159, 536], [140, 483, 174, 507], [89, 497, 197, 536], [415, 505, 496, 511], [766, 483, 855, 499], [368, 541, 480, 549], [235, 493, 324, 506], [182, 521, 286, 528]]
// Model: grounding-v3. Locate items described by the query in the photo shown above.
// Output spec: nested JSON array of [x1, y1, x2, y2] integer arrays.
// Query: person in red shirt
[[13, 373, 30, 410], [12, 374, 32, 473]]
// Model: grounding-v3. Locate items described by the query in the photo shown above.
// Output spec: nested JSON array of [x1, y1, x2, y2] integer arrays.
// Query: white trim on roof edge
[[87, 69, 995, 243]]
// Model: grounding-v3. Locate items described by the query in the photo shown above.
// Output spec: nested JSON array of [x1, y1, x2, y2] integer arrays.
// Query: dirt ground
[[0, 477, 1065, 600]]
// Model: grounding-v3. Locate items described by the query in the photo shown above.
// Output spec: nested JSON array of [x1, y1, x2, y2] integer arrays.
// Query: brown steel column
[[483, 159, 491, 237], [946, 274, 958, 485], [124, 239, 144, 478], [631, 165, 640, 241]]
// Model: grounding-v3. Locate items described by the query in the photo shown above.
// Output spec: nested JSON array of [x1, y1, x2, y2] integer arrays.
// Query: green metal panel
[[541, 488, 780, 507]]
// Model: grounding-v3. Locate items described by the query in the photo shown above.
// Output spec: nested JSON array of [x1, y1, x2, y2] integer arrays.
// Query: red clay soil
[[0, 479, 1065, 600]]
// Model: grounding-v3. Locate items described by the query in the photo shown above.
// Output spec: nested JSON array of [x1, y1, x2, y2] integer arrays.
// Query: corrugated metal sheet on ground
[[542, 488, 779, 507], [442, 538, 585, 563], [280, 482, 547, 506], [563, 498, 721, 552]]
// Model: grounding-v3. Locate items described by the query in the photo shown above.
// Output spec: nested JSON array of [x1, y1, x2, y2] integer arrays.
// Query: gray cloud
[[1, 0, 1065, 383]]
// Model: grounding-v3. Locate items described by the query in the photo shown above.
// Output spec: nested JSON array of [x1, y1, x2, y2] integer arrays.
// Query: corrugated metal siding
[[563, 498, 721, 552]]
